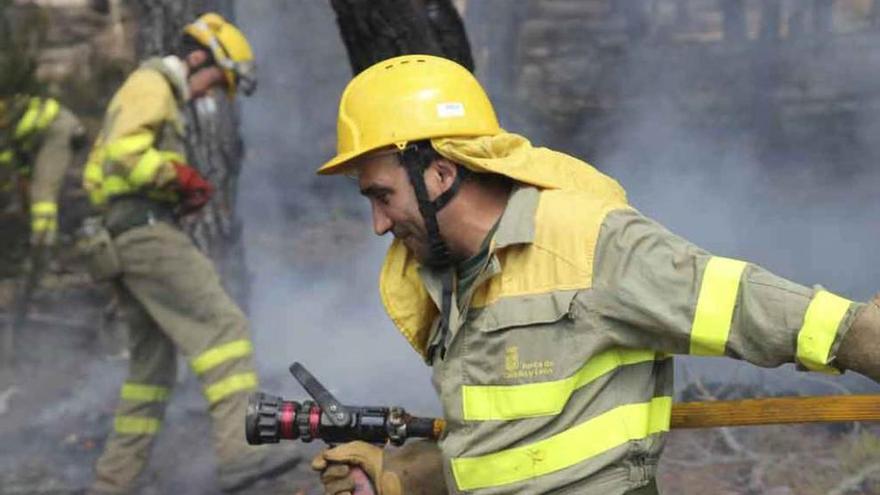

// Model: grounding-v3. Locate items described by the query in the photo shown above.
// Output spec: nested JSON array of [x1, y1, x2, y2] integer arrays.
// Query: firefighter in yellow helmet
[[84, 13, 298, 494], [183, 12, 257, 97], [310, 55, 880, 494]]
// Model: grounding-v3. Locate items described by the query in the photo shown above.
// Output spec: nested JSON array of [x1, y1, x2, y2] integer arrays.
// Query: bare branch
[[827, 462, 880, 495]]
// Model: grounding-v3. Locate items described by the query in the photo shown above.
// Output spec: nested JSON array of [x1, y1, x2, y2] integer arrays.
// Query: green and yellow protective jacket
[[1, 95, 82, 240], [83, 56, 189, 208], [379, 133, 862, 494]]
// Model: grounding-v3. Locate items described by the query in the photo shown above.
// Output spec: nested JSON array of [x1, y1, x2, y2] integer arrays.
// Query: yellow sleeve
[[29, 105, 84, 238], [98, 68, 182, 189], [588, 208, 862, 374], [29, 106, 83, 207]]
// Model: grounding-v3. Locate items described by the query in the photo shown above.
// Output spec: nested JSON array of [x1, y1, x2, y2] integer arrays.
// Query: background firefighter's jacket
[[82, 57, 188, 208], [1, 95, 84, 241]]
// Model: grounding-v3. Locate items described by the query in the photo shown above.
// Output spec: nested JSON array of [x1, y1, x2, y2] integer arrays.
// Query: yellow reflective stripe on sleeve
[[191, 340, 254, 375], [161, 150, 185, 163], [87, 187, 107, 206], [462, 348, 657, 421], [83, 154, 104, 183], [114, 415, 161, 435], [103, 175, 133, 197], [31, 201, 58, 216], [204, 372, 258, 404], [451, 396, 672, 491], [0, 149, 13, 167], [689, 257, 747, 356], [31, 202, 58, 232], [797, 290, 852, 373], [35, 98, 60, 130], [13, 98, 41, 139], [13, 98, 60, 139], [104, 132, 155, 160], [83, 152, 107, 205], [31, 216, 56, 233], [120, 383, 170, 402], [128, 148, 165, 187]]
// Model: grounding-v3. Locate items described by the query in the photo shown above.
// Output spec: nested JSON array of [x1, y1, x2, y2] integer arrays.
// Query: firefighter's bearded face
[[357, 150, 438, 262]]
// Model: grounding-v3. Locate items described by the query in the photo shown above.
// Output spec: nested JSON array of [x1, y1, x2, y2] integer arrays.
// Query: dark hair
[[401, 139, 512, 189], [175, 33, 215, 66], [399, 140, 442, 170]]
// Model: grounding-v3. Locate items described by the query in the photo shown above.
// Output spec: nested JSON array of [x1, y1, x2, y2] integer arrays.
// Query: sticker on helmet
[[437, 102, 465, 118]]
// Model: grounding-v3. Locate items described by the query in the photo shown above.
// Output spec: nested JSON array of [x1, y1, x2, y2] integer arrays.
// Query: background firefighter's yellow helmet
[[183, 12, 257, 96], [317, 54, 501, 175]]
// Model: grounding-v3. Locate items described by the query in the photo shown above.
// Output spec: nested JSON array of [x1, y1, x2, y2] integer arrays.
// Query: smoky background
[[4, 2, 878, 494], [236, 0, 879, 412], [234, 1, 438, 414], [0, 1, 876, 493]]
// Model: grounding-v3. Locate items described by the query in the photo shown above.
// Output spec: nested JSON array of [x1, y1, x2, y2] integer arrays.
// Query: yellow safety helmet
[[318, 54, 500, 175], [183, 12, 257, 96]]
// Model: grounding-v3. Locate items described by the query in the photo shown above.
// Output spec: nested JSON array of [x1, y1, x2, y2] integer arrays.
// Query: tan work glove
[[310, 440, 446, 495]]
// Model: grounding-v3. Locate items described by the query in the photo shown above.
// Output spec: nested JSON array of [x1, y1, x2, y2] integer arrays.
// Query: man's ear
[[430, 158, 459, 190]]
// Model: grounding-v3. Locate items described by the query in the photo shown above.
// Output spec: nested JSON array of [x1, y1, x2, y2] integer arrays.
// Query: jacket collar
[[415, 185, 540, 345], [141, 56, 191, 103], [380, 133, 630, 360], [410, 185, 540, 362], [492, 185, 540, 249], [418, 184, 540, 292]]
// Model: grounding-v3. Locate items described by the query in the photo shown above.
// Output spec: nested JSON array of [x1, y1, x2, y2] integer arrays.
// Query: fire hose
[[247, 363, 880, 494]]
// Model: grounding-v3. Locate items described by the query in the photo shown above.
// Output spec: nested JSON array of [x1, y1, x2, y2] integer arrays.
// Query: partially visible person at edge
[[0, 93, 85, 252], [309, 55, 880, 495], [82, 13, 300, 494]]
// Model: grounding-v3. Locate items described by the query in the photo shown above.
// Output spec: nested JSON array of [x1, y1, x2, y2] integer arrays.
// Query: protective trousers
[[91, 221, 260, 493]]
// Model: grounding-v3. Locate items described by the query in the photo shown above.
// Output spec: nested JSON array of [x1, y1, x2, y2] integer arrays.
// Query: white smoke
[[236, 0, 439, 414]]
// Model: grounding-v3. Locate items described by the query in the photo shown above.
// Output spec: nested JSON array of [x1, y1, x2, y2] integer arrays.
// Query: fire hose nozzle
[[244, 362, 442, 446], [246, 392, 285, 445]]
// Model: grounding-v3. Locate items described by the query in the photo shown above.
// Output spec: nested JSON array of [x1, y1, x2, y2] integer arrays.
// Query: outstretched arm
[[590, 207, 865, 375]]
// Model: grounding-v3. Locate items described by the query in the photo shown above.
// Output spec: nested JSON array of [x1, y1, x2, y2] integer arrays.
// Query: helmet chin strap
[[400, 143, 467, 362], [399, 144, 466, 269]]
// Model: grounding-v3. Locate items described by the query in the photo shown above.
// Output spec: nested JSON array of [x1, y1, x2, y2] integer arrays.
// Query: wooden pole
[[671, 395, 880, 429], [428, 395, 880, 439]]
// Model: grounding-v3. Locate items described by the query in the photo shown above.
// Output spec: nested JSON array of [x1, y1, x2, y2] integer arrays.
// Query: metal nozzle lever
[[289, 362, 351, 426]]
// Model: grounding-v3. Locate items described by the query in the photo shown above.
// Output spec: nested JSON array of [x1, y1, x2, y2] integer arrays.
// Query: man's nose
[[372, 204, 392, 236]]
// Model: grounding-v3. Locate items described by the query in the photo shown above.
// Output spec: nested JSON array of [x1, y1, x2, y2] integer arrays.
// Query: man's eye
[[377, 193, 390, 205]]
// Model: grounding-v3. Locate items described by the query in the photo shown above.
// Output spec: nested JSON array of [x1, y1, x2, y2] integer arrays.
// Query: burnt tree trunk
[[329, 0, 473, 75], [132, 0, 251, 310]]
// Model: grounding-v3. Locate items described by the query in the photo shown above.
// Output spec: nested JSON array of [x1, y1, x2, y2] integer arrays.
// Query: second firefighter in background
[[81, 13, 300, 494]]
